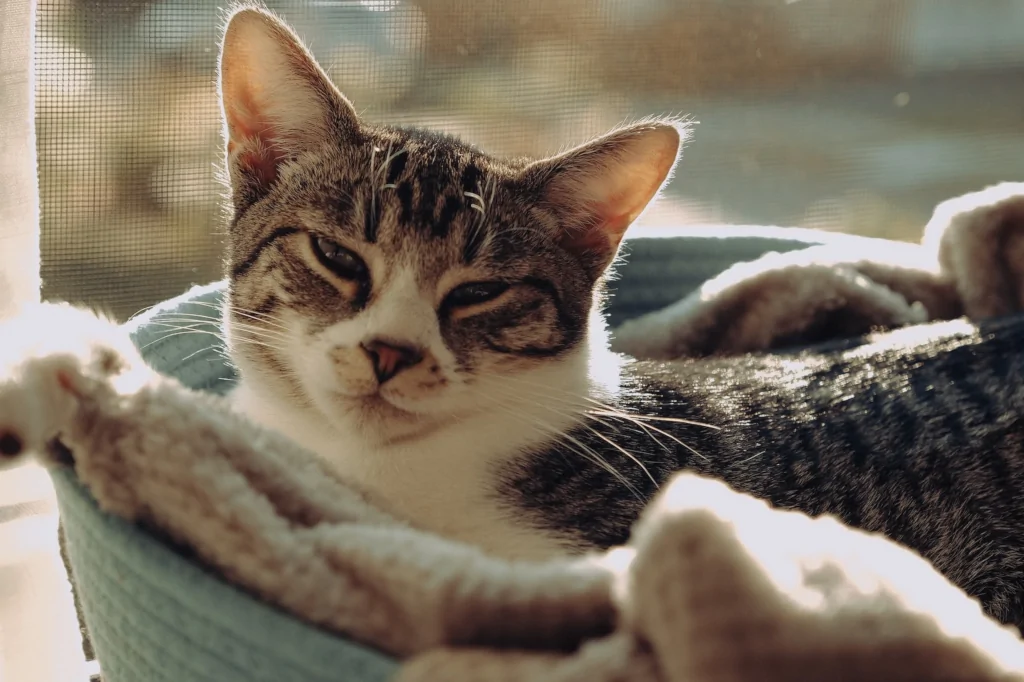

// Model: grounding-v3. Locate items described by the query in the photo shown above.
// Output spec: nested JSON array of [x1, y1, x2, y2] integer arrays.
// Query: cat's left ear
[[526, 121, 683, 278], [219, 8, 358, 204]]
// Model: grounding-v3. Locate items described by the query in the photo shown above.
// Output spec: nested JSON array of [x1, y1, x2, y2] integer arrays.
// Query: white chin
[[320, 390, 433, 440]]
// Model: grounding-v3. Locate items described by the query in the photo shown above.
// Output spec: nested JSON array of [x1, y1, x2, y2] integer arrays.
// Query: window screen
[[36, 0, 1024, 321]]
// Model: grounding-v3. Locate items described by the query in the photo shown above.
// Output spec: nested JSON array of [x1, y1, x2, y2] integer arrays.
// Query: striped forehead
[[361, 142, 495, 263]]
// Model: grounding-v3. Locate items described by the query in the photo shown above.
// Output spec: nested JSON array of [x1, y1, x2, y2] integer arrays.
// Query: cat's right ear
[[219, 8, 357, 204], [522, 120, 684, 280]]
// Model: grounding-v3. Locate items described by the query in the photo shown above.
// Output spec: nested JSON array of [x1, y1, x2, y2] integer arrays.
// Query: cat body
[[510, 316, 1024, 626], [218, 7, 1024, 629]]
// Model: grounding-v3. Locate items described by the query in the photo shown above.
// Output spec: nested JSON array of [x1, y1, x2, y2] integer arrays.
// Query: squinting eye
[[310, 236, 369, 280], [444, 281, 510, 309]]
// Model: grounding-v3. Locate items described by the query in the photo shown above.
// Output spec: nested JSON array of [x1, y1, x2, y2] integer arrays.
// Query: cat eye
[[310, 236, 368, 281], [443, 281, 510, 309]]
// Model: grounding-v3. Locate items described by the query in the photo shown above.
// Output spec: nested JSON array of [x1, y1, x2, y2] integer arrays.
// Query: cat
[[219, 7, 1024, 629]]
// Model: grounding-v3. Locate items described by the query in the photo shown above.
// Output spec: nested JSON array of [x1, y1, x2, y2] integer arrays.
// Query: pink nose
[[360, 339, 424, 384]]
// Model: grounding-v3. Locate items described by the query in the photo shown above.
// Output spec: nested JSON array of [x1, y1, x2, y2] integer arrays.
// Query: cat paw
[[923, 182, 1024, 320], [0, 303, 144, 469], [0, 353, 84, 469]]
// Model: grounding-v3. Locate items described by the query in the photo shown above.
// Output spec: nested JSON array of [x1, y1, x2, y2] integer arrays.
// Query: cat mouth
[[330, 390, 414, 418], [362, 393, 407, 413], [326, 390, 448, 445]]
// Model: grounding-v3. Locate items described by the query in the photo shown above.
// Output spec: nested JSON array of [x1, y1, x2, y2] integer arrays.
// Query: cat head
[[219, 7, 682, 446]]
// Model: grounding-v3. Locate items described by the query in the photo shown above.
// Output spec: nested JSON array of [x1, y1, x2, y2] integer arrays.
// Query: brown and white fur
[[215, 9, 1024, 639], [219, 7, 680, 559], [0, 3, 1021, 635]]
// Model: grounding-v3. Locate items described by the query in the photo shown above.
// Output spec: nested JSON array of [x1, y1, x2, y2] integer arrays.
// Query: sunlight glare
[[360, 0, 399, 11]]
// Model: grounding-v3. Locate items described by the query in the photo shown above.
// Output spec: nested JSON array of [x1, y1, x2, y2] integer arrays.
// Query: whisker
[[150, 311, 287, 333], [492, 373, 713, 461], [219, 304, 292, 327], [474, 391, 645, 500], [141, 320, 222, 334], [367, 142, 408, 235], [142, 319, 291, 355], [370, 144, 381, 225], [149, 308, 220, 321], [497, 373, 719, 430], [463, 180, 493, 255], [221, 328, 291, 352], [592, 411, 709, 462], [138, 327, 223, 351], [231, 336, 290, 354], [224, 329, 290, 348], [149, 317, 290, 343], [536, 400, 659, 486], [486, 173, 498, 210], [592, 409, 719, 430], [126, 301, 162, 325], [735, 450, 765, 467], [578, 425, 659, 488], [224, 320, 290, 339], [179, 343, 227, 365], [378, 144, 407, 183], [145, 314, 220, 329], [487, 386, 660, 488]]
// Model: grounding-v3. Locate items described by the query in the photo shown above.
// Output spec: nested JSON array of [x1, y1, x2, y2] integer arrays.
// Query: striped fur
[[504, 315, 1024, 629], [219, 7, 1024, 631], [221, 7, 680, 559]]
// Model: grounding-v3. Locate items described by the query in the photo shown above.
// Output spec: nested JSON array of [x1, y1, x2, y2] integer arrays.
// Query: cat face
[[219, 8, 681, 445]]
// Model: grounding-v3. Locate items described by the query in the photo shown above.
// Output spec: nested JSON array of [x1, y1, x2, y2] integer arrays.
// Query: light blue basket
[[56, 227, 879, 682]]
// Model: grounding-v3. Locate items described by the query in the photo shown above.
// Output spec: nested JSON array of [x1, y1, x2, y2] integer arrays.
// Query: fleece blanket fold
[[5, 182, 1024, 682], [612, 182, 1024, 359]]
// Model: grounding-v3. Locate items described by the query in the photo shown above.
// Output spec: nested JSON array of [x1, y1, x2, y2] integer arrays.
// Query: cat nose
[[360, 338, 424, 384]]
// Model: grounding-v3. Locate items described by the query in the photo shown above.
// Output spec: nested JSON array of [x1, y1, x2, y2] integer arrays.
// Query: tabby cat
[[220, 8, 1024, 628]]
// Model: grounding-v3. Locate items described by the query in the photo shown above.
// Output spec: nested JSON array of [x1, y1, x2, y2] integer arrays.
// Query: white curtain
[[0, 0, 40, 319]]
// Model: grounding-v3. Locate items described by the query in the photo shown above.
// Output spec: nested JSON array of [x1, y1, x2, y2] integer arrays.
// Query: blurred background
[[5, 2, 1024, 680], [34, 0, 1024, 321]]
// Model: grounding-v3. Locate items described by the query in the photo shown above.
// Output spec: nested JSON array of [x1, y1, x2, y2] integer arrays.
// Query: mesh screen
[[35, 0, 1024, 320]]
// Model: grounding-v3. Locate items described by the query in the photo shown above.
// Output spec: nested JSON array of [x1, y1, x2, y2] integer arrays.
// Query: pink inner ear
[[236, 144, 282, 189], [226, 89, 284, 189], [558, 205, 632, 259], [546, 124, 680, 272]]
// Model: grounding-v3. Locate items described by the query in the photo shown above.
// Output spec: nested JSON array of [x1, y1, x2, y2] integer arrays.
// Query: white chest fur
[[231, 346, 617, 561]]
